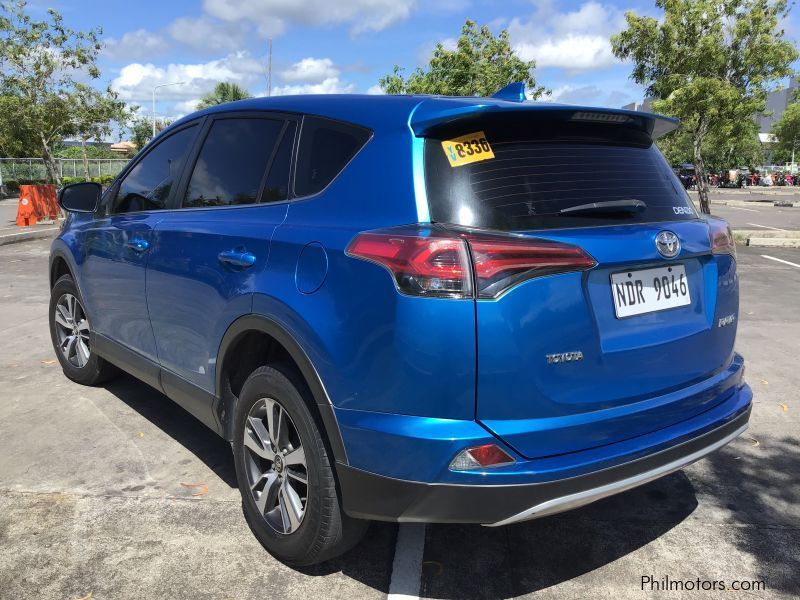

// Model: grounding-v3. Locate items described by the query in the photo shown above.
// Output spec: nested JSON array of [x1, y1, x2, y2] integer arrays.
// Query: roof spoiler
[[410, 83, 680, 140], [491, 82, 526, 102]]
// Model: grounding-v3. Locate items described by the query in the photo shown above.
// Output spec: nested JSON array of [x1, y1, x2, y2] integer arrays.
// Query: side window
[[112, 125, 197, 214], [294, 116, 371, 197], [183, 118, 283, 208], [262, 121, 296, 203]]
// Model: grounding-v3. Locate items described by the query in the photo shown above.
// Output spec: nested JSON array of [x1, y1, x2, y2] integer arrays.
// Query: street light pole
[[267, 39, 272, 97], [152, 81, 187, 138]]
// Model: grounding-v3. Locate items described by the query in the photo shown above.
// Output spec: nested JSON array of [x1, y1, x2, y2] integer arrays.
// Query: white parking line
[[746, 223, 785, 231], [388, 523, 426, 600], [726, 206, 759, 212], [761, 255, 800, 268]]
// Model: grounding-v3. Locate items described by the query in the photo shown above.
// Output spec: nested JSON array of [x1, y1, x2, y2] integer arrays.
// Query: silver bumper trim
[[487, 423, 748, 527]]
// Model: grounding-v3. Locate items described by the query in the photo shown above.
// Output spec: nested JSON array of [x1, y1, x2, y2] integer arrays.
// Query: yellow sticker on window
[[440, 131, 494, 167]]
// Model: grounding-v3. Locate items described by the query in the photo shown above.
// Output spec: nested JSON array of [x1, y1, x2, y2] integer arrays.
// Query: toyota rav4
[[49, 84, 751, 566]]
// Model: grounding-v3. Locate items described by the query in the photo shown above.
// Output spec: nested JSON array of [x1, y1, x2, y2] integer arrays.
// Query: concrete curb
[[0, 226, 60, 247], [732, 230, 798, 238], [709, 199, 799, 208], [746, 237, 800, 248]]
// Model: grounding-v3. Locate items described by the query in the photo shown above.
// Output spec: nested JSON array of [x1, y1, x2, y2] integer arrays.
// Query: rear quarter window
[[424, 120, 697, 231], [294, 116, 371, 197]]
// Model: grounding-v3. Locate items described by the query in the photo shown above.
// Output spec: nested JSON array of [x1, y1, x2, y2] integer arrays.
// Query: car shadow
[[102, 373, 398, 592], [700, 434, 800, 596], [419, 471, 698, 599], [103, 373, 238, 488]]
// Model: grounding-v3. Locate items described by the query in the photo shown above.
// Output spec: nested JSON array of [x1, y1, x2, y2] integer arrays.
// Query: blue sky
[[29, 0, 800, 122]]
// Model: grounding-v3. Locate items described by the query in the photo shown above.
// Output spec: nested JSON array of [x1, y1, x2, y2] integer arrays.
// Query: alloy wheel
[[54, 293, 91, 368], [243, 397, 309, 535]]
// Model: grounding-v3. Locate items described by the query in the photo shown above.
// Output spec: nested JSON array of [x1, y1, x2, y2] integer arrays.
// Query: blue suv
[[49, 85, 752, 566]]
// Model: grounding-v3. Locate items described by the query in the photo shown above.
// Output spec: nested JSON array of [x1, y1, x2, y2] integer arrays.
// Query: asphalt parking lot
[[712, 202, 800, 231], [1, 237, 798, 600]]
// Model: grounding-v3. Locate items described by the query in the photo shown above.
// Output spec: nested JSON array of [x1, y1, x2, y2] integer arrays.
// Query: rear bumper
[[338, 393, 750, 525]]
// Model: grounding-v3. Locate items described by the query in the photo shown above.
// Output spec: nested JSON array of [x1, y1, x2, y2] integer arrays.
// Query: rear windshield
[[424, 120, 696, 231]]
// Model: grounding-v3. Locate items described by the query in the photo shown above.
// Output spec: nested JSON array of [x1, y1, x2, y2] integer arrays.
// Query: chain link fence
[[0, 157, 129, 184]]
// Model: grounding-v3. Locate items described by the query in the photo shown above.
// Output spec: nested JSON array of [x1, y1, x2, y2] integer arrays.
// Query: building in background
[[756, 77, 799, 135], [622, 97, 655, 113], [110, 141, 136, 157]]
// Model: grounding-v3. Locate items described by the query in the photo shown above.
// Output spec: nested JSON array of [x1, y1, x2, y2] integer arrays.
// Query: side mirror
[[58, 182, 102, 213]]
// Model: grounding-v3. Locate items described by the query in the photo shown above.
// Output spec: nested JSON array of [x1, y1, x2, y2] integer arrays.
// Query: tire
[[233, 364, 368, 566], [49, 274, 118, 386]]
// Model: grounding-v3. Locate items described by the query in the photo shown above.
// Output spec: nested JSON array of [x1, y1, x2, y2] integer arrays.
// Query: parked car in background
[[674, 163, 696, 190], [49, 87, 752, 566]]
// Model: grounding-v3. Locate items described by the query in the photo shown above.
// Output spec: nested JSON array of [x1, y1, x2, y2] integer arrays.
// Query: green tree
[[69, 84, 128, 179], [54, 144, 121, 160], [0, 1, 105, 185], [379, 19, 547, 98], [771, 100, 800, 165], [130, 116, 171, 151], [197, 82, 252, 109], [659, 119, 763, 173], [612, 0, 797, 213], [703, 121, 764, 171], [0, 94, 37, 156]]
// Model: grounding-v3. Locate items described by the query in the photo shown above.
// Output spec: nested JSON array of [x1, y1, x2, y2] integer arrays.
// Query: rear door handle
[[126, 237, 150, 252], [218, 248, 256, 269]]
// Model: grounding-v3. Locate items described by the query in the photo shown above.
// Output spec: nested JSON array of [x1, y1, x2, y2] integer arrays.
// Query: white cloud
[[174, 98, 202, 114], [107, 0, 417, 65], [440, 37, 458, 52], [167, 17, 243, 53], [541, 83, 633, 108], [509, 1, 627, 71], [366, 84, 384, 95], [272, 77, 355, 96], [203, 0, 416, 36], [515, 34, 617, 70], [544, 84, 602, 104], [111, 52, 263, 104], [104, 29, 170, 61], [281, 58, 339, 83], [415, 36, 459, 66]]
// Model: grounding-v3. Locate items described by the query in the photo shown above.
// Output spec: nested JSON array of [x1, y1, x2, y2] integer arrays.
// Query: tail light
[[345, 228, 471, 298], [465, 233, 596, 298], [346, 225, 596, 299], [708, 218, 736, 258]]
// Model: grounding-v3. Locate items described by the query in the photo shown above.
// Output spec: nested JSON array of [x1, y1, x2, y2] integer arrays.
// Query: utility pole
[[267, 38, 272, 97]]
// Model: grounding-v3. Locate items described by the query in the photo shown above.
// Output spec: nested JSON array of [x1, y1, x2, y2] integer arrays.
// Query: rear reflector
[[708, 218, 736, 258], [346, 225, 596, 299], [449, 444, 516, 471]]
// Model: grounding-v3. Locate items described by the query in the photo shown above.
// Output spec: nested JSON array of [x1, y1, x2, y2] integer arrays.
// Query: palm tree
[[197, 82, 252, 109]]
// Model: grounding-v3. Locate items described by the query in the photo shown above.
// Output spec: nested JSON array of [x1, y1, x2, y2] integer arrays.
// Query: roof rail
[[491, 82, 526, 102]]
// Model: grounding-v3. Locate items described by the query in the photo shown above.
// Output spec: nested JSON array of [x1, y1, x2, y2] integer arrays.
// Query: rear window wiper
[[560, 199, 647, 216]]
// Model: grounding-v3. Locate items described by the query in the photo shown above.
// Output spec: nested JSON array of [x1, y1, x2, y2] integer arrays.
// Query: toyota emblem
[[656, 231, 680, 258]]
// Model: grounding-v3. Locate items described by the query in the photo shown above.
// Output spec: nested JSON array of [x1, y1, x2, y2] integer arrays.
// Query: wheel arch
[[49, 244, 77, 289], [215, 314, 348, 466]]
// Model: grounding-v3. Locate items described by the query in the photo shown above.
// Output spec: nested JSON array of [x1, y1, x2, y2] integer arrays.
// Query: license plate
[[611, 264, 691, 318]]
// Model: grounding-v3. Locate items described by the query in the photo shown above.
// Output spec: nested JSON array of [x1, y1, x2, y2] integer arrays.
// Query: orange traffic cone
[[40, 184, 59, 220], [20, 184, 59, 222], [16, 195, 38, 227]]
